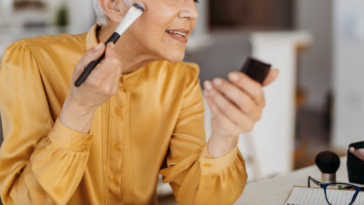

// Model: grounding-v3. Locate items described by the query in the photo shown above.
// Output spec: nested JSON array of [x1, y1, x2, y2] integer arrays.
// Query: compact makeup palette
[[240, 57, 271, 84]]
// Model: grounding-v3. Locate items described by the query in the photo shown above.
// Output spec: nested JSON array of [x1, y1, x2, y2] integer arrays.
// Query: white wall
[[295, 0, 333, 111], [0, 0, 12, 26], [66, 0, 96, 34], [332, 0, 364, 149]]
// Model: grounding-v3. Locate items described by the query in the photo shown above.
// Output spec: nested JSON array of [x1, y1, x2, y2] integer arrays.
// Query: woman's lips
[[166, 29, 190, 43]]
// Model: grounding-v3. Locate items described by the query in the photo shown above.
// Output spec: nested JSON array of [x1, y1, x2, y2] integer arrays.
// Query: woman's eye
[[194, 0, 199, 3]]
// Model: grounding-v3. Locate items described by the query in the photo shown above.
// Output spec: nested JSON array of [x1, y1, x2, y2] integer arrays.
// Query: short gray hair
[[93, 0, 133, 26]]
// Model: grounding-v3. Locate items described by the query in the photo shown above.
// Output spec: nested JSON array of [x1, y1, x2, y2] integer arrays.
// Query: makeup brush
[[75, 2, 146, 87], [315, 151, 341, 183]]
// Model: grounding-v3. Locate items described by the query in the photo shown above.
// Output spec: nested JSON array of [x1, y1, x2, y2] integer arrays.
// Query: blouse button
[[203, 163, 211, 168], [112, 178, 118, 185], [113, 143, 119, 151], [85, 140, 91, 146], [114, 108, 121, 115]]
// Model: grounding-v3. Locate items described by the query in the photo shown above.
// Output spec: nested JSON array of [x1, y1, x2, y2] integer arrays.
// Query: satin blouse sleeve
[[159, 63, 248, 205], [0, 41, 92, 205]]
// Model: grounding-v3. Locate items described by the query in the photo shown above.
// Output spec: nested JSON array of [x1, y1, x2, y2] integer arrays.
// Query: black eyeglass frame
[[308, 176, 364, 205]]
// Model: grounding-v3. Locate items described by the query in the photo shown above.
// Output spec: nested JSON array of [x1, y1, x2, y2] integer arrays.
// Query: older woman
[[0, 0, 278, 204]]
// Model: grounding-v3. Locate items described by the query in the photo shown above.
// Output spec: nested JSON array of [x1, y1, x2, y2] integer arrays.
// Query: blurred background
[[1, 0, 364, 204]]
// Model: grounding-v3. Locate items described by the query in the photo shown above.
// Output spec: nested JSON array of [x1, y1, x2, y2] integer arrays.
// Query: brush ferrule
[[321, 173, 336, 184]]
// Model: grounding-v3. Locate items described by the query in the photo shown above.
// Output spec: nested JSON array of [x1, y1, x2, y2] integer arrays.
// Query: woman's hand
[[65, 42, 123, 114], [350, 147, 364, 161], [59, 42, 123, 133], [204, 69, 279, 158]]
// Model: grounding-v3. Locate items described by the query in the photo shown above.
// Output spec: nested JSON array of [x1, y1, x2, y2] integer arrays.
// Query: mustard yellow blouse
[[0, 25, 247, 205]]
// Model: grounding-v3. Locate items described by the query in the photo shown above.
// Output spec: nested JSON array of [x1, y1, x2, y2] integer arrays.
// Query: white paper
[[285, 187, 364, 205]]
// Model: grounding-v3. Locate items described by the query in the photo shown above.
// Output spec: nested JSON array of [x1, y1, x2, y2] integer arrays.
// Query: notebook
[[285, 186, 364, 205]]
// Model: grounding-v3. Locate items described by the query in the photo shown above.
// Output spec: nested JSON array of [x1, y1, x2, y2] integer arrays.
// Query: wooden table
[[235, 157, 348, 205]]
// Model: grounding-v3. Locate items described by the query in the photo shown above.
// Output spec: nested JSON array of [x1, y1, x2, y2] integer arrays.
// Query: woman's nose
[[179, 0, 199, 20]]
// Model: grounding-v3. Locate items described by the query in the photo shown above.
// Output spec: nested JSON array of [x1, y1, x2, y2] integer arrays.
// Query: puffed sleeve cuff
[[199, 143, 239, 174], [48, 118, 93, 153]]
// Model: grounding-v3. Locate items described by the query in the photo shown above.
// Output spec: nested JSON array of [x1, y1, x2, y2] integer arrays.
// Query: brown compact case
[[240, 57, 271, 84]]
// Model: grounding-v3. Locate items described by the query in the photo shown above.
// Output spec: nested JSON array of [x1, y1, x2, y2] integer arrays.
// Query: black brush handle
[[75, 32, 121, 87]]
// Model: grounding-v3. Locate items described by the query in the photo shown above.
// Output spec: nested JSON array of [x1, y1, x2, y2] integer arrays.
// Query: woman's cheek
[[190, 20, 196, 32], [139, 9, 169, 33]]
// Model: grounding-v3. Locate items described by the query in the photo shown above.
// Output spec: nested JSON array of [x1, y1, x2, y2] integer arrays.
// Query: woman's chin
[[163, 51, 185, 63]]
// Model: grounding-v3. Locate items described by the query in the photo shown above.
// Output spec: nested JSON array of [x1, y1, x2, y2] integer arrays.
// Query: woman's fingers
[[85, 43, 122, 92], [212, 78, 260, 118], [204, 92, 241, 137], [204, 81, 256, 132], [67, 42, 124, 115], [350, 147, 356, 154], [352, 148, 364, 161], [77, 42, 105, 71], [203, 67, 278, 136], [74, 42, 122, 98], [227, 72, 265, 106], [262, 69, 279, 86], [72, 42, 105, 85], [92, 42, 122, 80]]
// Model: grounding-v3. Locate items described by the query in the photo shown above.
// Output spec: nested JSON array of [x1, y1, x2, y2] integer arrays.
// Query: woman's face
[[125, 0, 198, 62]]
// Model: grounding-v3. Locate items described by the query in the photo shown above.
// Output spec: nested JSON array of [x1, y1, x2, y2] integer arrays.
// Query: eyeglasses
[[308, 176, 364, 205]]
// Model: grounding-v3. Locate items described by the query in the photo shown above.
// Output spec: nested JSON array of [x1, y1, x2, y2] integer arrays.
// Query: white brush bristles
[[114, 2, 145, 35], [132, 2, 145, 12]]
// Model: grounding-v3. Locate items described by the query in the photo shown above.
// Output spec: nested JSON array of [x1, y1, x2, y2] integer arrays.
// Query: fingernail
[[94, 43, 103, 51], [109, 42, 115, 48], [213, 78, 223, 86], [350, 147, 355, 153], [204, 81, 212, 90], [230, 73, 240, 82]]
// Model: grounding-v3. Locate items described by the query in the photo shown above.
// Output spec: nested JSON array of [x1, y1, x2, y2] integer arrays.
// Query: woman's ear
[[98, 0, 125, 22]]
